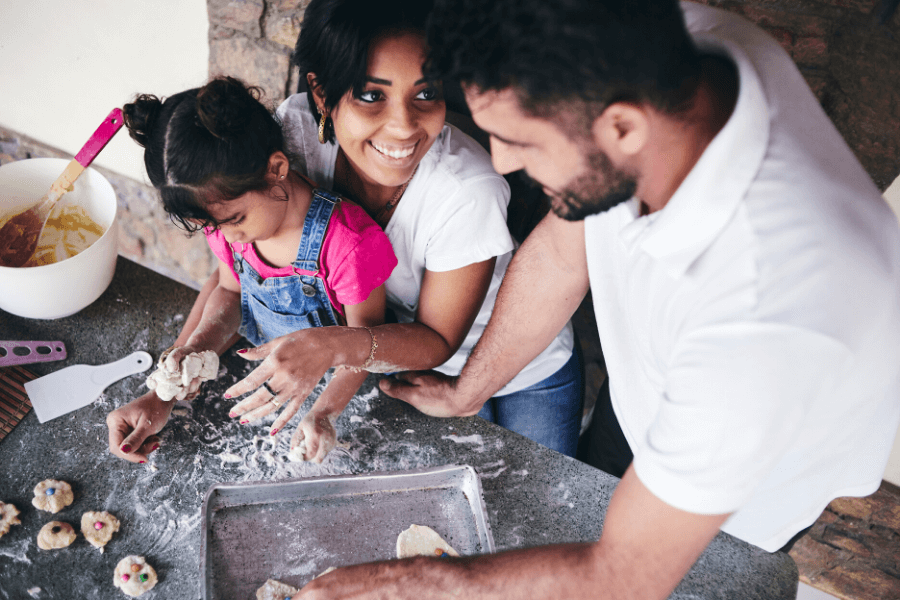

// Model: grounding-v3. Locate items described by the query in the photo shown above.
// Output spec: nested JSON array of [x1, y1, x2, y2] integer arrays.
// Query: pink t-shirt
[[205, 201, 396, 317]]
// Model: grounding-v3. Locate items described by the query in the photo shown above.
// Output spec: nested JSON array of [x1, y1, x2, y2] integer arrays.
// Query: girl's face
[[206, 189, 288, 246], [326, 31, 446, 188]]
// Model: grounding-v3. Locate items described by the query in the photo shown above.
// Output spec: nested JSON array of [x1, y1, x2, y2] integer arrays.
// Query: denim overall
[[233, 188, 340, 346]]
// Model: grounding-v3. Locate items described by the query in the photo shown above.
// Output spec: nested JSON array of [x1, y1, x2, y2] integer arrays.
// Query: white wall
[[0, 0, 209, 184]]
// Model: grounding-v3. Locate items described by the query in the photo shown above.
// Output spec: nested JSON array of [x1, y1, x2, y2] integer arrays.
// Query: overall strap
[[292, 188, 340, 275]]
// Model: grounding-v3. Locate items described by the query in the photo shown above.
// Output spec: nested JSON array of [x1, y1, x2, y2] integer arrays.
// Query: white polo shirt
[[584, 2, 900, 551]]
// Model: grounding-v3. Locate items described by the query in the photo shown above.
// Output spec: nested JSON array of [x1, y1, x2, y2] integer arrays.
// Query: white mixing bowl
[[0, 158, 118, 319]]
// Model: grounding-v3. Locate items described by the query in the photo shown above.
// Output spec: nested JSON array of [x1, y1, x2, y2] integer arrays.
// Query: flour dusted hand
[[146, 348, 218, 401]]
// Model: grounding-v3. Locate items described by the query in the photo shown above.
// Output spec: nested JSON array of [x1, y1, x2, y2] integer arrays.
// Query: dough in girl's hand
[[81, 510, 120, 550], [113, 555, 158, 597], [256, 578, 299, 600], [146, 349, 218, 401], [32, 479, 74, 513], [0, 502, 21, 537], [37, 521, 76, 549], [396, 524, 459, 559]]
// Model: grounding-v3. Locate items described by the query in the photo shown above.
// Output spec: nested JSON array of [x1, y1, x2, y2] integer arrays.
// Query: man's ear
[[306, 72, 326, 114], [592, 103, 649, 159]]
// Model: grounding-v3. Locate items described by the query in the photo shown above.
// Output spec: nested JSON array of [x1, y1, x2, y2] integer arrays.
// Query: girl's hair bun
[[196, 76, 263, 141], [122, 94, 164, 148]]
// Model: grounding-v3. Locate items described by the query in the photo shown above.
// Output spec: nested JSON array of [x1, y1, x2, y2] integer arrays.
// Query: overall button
[[302, 284, 317, 297]]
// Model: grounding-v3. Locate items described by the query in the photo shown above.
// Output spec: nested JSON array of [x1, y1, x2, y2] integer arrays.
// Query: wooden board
[[0, 366, 35, 442]]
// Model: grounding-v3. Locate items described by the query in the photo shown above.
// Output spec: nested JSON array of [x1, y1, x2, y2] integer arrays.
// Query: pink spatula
[[0, 108, 124, 268]]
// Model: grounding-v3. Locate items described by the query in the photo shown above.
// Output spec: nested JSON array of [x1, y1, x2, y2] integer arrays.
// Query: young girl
[[106, 76, 396, 464]]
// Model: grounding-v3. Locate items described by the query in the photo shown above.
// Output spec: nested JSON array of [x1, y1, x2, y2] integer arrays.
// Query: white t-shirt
[[278, 94, 574, 394], [584, 2, 900, 551]]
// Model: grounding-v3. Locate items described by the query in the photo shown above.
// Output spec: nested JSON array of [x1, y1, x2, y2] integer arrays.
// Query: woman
[[226, 0, 583, 457]]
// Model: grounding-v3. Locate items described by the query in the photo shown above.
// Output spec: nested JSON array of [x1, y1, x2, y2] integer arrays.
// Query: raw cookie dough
[[146, 349, 218, 401], [113, 555, 158, 597], [81, 511, 120, 549], [256, 579, 299, 600], [396, 524, 460, 559], [0, 502, 21, 537], [32, 479, 74, 513], [37, 521, 76, 549]]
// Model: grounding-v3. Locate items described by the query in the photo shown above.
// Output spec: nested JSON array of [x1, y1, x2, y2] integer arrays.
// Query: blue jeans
[[477, 348, 584, 457]]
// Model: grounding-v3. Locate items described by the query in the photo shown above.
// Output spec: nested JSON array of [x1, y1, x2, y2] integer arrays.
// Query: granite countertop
[[0, 257, 798, 599]]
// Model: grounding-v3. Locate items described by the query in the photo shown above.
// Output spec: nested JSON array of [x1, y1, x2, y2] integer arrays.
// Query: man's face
[[465, 87, 636, 221]]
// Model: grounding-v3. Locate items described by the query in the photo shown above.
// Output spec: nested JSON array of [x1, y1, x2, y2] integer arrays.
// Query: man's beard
[[534, 148, 637, 222]]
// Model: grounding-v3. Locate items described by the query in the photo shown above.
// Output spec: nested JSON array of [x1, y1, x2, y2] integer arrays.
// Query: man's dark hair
[[426, 0, 701, 120], [292, 0, 434, 143]]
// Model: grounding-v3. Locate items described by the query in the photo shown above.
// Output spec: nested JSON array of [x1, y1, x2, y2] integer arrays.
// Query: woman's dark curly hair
[[291, 0, 434, 144], [425, 0, 701, 125], [122, 76, 286, 233]]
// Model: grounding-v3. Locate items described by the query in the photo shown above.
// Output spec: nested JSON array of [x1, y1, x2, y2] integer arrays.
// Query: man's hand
[[379, 371, 482, 417]]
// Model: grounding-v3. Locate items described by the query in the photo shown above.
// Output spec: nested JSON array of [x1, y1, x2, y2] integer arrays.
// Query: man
[[297, 1, 900, 598]]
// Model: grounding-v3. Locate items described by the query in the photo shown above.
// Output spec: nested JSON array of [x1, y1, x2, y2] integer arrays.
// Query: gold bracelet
[[356, 326, 377, 372]]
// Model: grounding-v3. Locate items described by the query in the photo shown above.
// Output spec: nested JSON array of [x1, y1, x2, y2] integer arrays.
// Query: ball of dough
[[32, 479, 74, 513], [0, 502, 21, 538], [396, 524, 459, 559], [256, 579, 299, 600], [113, 555, 158, 597], [37, 521, 76, 550], [81, 511, 120, 549]]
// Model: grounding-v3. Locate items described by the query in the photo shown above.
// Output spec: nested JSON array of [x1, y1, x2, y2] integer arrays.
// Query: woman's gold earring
[[318, 113, 327, 144]]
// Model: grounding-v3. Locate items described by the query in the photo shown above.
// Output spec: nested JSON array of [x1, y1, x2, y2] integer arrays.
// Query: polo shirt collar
[[620, 34, 770, 278]]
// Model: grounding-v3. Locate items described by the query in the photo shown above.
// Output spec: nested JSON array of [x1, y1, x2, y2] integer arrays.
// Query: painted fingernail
[[237, 349, 247, 355], [121, 444, 132, 453], [224, 394, 232, 399], [139, 460, 146, 464], [228, 411, 236, 418], [240, 420, 248, 425], [151, 444, 159, 451], [270, 429, 278, 436]]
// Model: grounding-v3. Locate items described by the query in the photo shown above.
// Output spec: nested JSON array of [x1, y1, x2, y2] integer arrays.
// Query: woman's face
[[326, 31, 446, 188]]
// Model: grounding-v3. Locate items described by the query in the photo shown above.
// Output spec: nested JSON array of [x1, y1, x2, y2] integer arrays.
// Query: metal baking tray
[[200, 464, 494, 600]]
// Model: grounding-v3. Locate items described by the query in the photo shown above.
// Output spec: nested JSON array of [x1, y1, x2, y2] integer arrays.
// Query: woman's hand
[[106, 391, 174, 463], [225, 328, 348, 429], [291, 410, 338, 463]]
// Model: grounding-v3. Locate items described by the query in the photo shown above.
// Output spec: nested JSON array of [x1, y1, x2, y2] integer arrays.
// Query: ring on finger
[[269, 396, 285, 408], [262, 381, 277, 398]]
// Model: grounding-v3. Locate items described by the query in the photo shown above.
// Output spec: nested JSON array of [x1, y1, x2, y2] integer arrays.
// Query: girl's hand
[[225, 329, 340, 428], [106, 391, 173, 463], [291, 410, 338, 463]]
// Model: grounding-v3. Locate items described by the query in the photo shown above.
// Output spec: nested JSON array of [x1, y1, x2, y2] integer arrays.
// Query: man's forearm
[[456, 214, 590, 402]]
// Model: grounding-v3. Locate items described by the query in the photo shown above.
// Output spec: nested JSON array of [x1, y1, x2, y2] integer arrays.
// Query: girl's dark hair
[[122, 76, 285, 233], [291, 0, 433, 143], [427, 0, 702, 122]]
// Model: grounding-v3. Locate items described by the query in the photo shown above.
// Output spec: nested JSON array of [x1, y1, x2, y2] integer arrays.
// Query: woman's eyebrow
[[364, 76, 431, 86]]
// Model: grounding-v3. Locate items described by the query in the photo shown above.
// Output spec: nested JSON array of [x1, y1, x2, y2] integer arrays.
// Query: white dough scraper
[[25, 351, 153, 423]]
